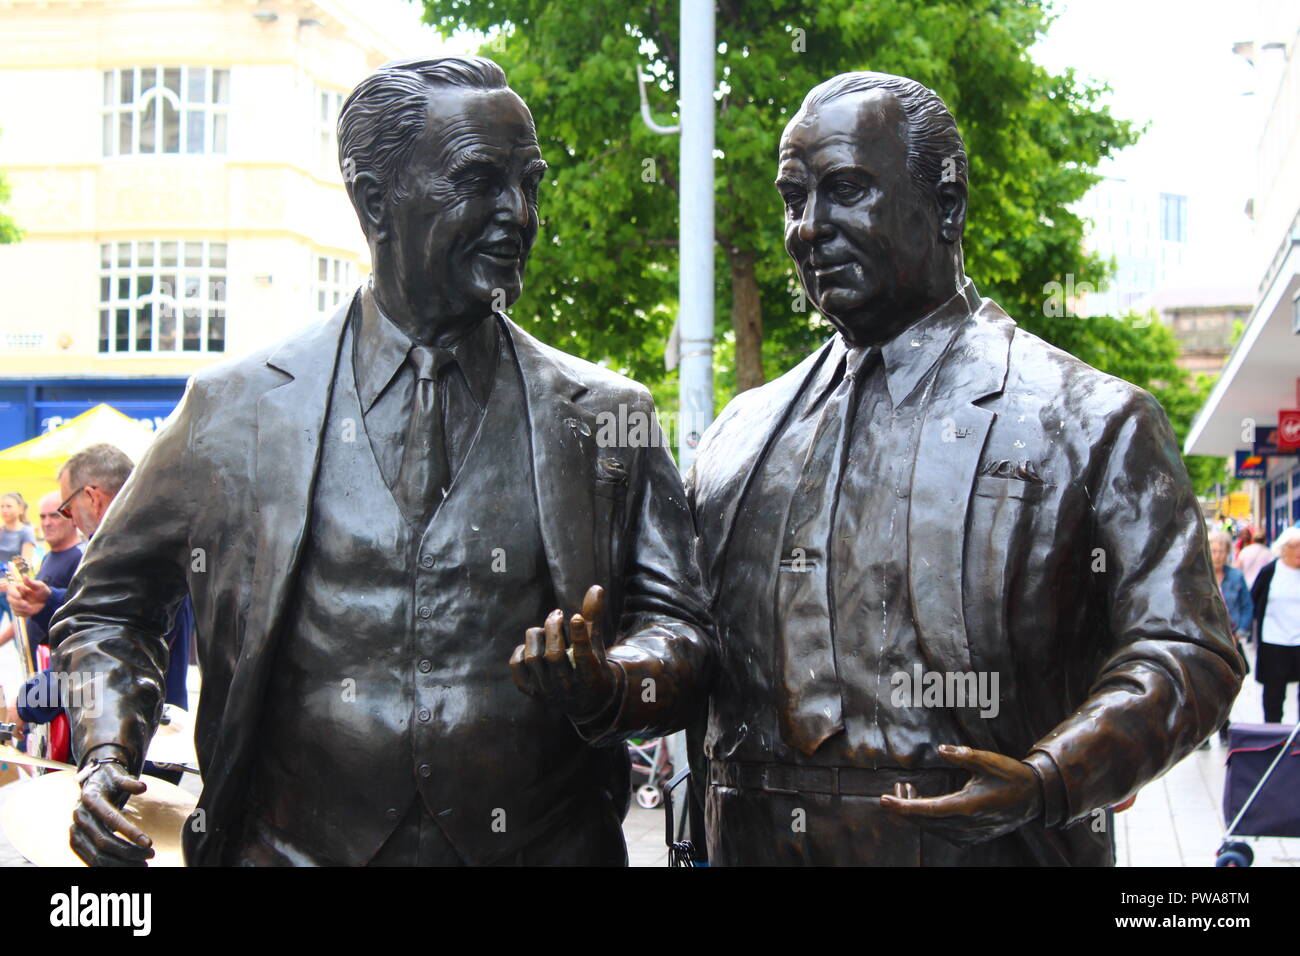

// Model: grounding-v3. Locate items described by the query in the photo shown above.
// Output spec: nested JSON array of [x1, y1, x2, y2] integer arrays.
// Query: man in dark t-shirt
[[0, 490, 82, 658]]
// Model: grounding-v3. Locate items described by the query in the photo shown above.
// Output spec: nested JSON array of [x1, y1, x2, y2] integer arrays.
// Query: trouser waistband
[[709, 760, 966, 797]]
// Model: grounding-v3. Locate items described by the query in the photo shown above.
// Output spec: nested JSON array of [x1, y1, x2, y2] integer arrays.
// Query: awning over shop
[[0, 403, 157, 511], [1186, 242, 1300, 457]]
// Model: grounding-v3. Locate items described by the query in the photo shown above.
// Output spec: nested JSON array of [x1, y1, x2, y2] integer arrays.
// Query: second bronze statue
[[685, 70, 1242, 865]]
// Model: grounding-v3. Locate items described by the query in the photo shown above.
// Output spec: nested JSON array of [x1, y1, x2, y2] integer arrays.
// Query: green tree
[[0, 129, 20, 245], [421, 0, 1138, 401]]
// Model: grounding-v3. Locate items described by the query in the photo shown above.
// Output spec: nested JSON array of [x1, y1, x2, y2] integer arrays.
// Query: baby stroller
[[1215, 721, 1300, 866], [627, 736, 673, 809]]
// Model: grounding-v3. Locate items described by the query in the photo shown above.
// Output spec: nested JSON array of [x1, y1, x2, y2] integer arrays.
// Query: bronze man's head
[[338, 56, 546, 332], [777, 72, 968, 347]]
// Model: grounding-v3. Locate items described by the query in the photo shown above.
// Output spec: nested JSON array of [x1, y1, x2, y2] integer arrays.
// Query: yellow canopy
[[0, 404, 158, 519]]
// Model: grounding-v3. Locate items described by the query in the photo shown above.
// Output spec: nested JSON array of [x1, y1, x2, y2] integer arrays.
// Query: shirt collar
[[354, 281, 499, 414], [808, 279, 980, 410]]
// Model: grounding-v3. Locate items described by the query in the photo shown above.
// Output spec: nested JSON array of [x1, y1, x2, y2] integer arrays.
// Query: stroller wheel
[[636, 783, 662, 809], [1214, 841, 1254, 867]]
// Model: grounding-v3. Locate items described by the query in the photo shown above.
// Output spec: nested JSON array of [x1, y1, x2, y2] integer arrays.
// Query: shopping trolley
[[1215, 721, 1300, 866]]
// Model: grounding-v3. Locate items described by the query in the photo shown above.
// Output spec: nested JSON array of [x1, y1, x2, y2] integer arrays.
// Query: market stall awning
[[0, 403, 158, 511]]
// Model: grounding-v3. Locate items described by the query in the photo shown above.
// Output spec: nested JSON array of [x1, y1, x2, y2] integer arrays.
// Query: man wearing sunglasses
[[7, 444, 133, 628]]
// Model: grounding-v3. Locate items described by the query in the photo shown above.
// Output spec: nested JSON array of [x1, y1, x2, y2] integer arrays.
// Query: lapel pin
[[564, 417, 592, 438]]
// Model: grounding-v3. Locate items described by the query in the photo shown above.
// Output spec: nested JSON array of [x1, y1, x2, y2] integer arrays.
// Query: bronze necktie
[[395, 345, 454, 526], [777, 346, 878, 755]]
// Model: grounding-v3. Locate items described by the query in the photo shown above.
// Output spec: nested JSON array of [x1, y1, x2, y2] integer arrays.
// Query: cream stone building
[[0, 0, 441, 445]]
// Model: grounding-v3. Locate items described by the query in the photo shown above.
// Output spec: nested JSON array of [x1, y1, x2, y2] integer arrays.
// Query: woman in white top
[[1251, 527, 1300, 723]]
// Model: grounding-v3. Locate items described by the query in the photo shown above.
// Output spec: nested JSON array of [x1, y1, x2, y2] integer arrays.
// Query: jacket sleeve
[[1228, 570, 1254, 636], [17, 670, 61, 724], [573, 393, 715, 745], [1027, 390, 1244, 826], [48, 380, 200, 774]]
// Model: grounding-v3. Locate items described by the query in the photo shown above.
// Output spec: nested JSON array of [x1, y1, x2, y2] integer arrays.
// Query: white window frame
[[102, 67, 230, 156], [98, 240, 227, 355], [312, 255, 357, 316], [316, 86, 346, 174]]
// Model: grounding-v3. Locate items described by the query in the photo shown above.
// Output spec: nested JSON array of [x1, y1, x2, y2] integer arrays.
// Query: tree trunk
[[728, 247, 764, 393]]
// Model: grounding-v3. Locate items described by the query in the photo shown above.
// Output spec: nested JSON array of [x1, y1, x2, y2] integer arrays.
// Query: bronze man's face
[[776, 90, 946, 347], [387, 87, 546, 321]]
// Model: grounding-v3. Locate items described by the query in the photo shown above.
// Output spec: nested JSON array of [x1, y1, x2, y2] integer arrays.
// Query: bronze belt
[[709, 760, 966, 797]]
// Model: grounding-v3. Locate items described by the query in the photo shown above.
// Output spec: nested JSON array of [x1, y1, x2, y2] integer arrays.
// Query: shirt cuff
[[569, 659, 628, 746], [1023, 749, 1068, 827], [79, 742, 137, 775]]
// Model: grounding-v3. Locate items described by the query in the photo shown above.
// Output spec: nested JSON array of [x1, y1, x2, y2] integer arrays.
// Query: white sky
[[1030, 0, 1263, 290], [366, 0, 478, 56]]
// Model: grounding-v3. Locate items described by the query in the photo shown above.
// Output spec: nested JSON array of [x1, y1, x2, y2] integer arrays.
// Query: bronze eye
[[830, 181, 865, 203]]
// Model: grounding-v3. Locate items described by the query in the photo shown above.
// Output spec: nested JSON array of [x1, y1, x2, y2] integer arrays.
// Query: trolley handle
[[1224, 720, 1300, 837]]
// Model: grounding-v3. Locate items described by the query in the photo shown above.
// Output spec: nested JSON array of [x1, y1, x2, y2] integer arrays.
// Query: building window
[[103, 67, 230, 156], [98, 240, 226, 354], [314, 256, 356, 315], [316, 87, 346, 173], [1159, 193, 1187, 243]]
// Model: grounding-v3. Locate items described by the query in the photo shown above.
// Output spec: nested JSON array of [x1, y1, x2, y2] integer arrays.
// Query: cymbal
[[0, 744, 74, 772], [1, 770, 197, 867]]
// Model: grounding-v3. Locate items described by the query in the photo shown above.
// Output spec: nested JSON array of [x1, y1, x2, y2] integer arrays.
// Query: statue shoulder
[[995, 321, 1175, 456], [709, 343, 827, 438], [506, 318, 653, 409], [692, 342, 830, 490]]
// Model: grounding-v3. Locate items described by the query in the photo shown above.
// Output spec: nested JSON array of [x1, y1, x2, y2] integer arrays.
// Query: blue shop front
[[0, 377, 188, 449]]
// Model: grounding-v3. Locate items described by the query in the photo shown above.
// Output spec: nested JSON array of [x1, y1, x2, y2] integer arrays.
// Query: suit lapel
[[907, 296, 1014, 755], [194, 295, 352, 862], [694, 340, 836, 595], [504, 317, 598, 612], [247, 295, 354, 649]]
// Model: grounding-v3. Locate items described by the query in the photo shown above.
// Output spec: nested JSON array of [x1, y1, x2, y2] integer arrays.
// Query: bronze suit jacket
[[51, 297, 713, 865], [687, 289, 1243, 866]]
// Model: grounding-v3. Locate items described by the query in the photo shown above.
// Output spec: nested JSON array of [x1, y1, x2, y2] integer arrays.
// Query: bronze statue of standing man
[[52, 56, 712, 866], [687, 72, 1242, 865]]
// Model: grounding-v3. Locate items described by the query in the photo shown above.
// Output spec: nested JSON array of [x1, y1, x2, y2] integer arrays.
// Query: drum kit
[[0, 704, 199, 867]]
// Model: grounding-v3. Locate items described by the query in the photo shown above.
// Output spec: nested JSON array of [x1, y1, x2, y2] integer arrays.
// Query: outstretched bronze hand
[[879, 744, 1042, 846], [510, 585, 620, 719]]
